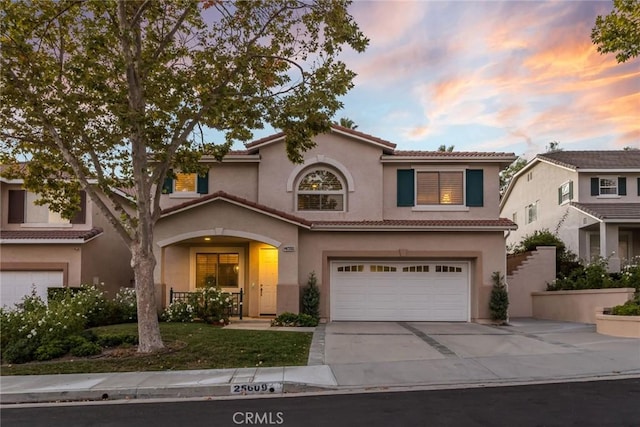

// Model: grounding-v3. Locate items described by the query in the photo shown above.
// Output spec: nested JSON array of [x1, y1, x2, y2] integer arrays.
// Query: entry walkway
[[1, 319, 638, 404]]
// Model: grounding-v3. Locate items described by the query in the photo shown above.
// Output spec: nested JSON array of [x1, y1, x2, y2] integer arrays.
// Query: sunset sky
[[236, 1, 640, 159]]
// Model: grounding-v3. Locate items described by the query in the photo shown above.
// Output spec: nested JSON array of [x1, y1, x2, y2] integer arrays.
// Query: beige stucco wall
[[595, 314, 640, 338], [81, 207, 134, 297], [383, 164, 503, 221], [507, 246, 556, 317], [532, 288, 636, 324], [0, 245, 82, 286], [501, 162, 577, 250], [256, 133, 385, 221], [298, 230, 507, 321], [154, 200, 301, 315], [578, 173, 640, 203]]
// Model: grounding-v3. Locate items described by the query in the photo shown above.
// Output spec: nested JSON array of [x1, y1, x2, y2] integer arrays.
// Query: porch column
[[600, 222, 620, 272]]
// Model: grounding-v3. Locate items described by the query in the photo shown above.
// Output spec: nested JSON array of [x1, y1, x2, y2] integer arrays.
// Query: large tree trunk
[[131, 241, 164, 353]]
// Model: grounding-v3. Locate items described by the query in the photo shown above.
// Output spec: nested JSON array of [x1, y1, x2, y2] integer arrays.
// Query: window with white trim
[[297, 168, 345, 211], [599, 178, 617, 195], [559, 181, 572, 204], [525, 201, 538, 224]]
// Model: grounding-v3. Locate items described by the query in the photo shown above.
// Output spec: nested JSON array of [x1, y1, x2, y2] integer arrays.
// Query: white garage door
[[331, 261, 469, 321], [0, 271, 63, 308]]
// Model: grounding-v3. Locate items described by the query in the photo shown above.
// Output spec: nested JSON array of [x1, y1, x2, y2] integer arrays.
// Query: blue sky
[[230, 1, 639, 159]]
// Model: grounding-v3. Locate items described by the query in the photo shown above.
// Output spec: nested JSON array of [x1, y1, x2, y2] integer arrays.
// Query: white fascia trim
[[310, 225, 517, 232], [245, 135, 286, 150], [602, 219, 640, 223], [160, 196, 311, 229], [0, 177, 23, 184], [0, 239, 88, 244], [201, 155, 261, 163], [157, 229, 282, 248], [578, 169, 640, 173], [570, 205, 602, 222], [331, 128, 395, 151], [536, 158, 576, 172]]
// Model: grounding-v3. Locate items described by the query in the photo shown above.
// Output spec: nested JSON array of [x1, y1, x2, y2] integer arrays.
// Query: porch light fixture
[[204, 237, 211, 241]]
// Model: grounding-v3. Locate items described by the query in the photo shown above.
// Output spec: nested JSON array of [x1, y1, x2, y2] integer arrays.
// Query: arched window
[[297, 169, 345, 211]]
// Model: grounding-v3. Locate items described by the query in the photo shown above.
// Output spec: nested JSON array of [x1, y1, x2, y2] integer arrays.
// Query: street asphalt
[[1, 318, 639, 404]]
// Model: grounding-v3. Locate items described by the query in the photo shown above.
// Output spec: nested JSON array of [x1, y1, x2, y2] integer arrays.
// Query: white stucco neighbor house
[[500, 150, 640, 272], [154, 125, 518, 322]]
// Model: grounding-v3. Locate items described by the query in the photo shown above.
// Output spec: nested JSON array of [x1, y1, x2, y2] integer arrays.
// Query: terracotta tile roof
[[160, 191, 313, 227], [244, 124, 397, 150], [538, 151, 640, 169], [0, 228, 104, 242], [160, 191, 516, 230], [392, 151, 517, 158], [570, 203, 640, 220], [312, 218, 517, 229]]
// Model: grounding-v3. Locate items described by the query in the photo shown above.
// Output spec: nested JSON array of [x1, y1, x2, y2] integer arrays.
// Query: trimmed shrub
[[271, 312, 319, 327], [489, 272, 509, 322], [302, 271, 320, 320], [70, 341, 102, 357], [611, 297, 640, 316]]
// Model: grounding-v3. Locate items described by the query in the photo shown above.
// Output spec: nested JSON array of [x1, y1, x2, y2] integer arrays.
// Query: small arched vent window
[[297, 169, 345, 211]]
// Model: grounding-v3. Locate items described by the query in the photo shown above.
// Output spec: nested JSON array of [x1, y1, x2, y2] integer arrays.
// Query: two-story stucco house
[[155, 125, 517, 322], [0, 173, 134, 307], [500, 150, 640, 272]]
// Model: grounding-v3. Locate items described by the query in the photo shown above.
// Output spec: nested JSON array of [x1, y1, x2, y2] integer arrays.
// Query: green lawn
[[0, 323, 312, 376]]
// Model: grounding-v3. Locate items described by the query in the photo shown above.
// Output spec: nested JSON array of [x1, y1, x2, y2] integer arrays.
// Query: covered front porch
[[153, 194, 305, 316], [572, 202, 640, 272]]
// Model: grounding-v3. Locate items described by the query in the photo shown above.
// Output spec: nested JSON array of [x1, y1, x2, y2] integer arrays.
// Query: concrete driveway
[[320, 319, 640, 387], [324, 320, 583, 364]]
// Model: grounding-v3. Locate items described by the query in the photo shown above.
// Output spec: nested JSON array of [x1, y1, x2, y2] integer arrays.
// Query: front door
[[259, 248, 278, 315]]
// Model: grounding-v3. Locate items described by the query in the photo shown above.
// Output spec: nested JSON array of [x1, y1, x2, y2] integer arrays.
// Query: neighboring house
[[154, 125, 517, 322], [0, 173, 134, 307], [500, 150, 640, 272]]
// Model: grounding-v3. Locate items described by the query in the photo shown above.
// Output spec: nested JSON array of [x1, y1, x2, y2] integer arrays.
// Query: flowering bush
[[113, 287, 137, 322], [161, 287, 233, 325], [547, 256, 640, 291], [0, 284, 139, 364], [161, 299, 195, 322]]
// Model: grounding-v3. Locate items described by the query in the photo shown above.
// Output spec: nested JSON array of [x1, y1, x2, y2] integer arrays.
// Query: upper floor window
[[590, 177, 626, 197], [397, 168, 483, 209], [162, 171, 209, 196], [416, 171, 463, 205], [8, 190, 86, 225], [558, 181, 573, 204], [174, 173, 197, 193], [297, 169, 345, 211], [525, 201, 538, 224]]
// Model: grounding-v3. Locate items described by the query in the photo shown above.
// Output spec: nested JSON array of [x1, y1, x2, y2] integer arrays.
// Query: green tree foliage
[[1, 0, 368, 352], [337, 117, 358, 129], [437, 144, 455, 152], [499, 157, 527, 196], [592, 0, 640, 63]]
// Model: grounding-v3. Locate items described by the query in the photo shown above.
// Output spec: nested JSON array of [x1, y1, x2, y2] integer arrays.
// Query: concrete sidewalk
[[1, 319, 639, 404]]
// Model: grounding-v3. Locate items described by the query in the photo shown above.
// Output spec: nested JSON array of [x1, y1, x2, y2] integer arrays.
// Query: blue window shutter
[[569, 181, 573, 200], [466, 169, 484, 207], [397, 169, 414, 206], [557, 187, 562, 205], [590, 177, 599, 196], [71, 191, 87, 224], [197, 172, 209, 194], [638, 177, 640, 196], [618, 177, 626, 196], [162, 173, 174, 194]]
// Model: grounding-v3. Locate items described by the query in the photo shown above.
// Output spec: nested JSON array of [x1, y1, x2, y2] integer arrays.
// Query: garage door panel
[[0, 271, 63, 308], [331, 261, 469, 321]]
